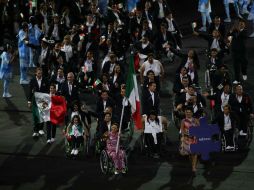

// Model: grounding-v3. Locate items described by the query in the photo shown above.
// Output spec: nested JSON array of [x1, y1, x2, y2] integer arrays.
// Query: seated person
[[66, 115, 85, 156], [142, 110, 168, 158], [105, 123, 126, 174], [213, 104, 238, 150]]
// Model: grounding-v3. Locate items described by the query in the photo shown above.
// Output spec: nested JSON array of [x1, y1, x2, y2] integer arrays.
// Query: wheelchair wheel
[[100, 150, 115, 175]]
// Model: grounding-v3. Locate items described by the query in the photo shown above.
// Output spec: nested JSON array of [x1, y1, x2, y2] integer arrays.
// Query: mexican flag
[[126, 55, 142, 129], [32, 92, 67, 125]]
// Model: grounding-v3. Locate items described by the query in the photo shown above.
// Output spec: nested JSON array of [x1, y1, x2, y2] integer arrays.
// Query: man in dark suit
[[49, 43, 66, 75], [228, 19, 248, 82], [152, 0, 170, 29], [102, 53, 119, 75], [155, 23, 177, 56], [60, 72, 79, 107], [50, 67, 65, 93], [28, 67, 49, 137], [60, 72, 80, 124], [69, 0, 86, 24], [228, 85, 253, 136], [96, 90, 115, 121], [213, 104, 238, 149], [38, 38, 51, 78], [208, 16, 226, 38], [142, 81, 160, 115], [115, 86, 131, 130]]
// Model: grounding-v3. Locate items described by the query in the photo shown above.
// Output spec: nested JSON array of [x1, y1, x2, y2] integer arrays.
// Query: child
[[66, 115, 85, 155], [105, 123, 126, 174]]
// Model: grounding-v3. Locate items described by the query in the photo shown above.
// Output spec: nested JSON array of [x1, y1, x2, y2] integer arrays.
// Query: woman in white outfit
[[198, 0, 212, 32]]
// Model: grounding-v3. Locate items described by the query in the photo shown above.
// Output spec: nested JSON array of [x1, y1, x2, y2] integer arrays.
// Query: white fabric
[[224, 114, 232, 131], [143, 59, 162, 76], [144, 115, 163, 144]]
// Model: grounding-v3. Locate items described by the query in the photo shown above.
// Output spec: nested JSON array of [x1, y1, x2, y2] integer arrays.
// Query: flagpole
[[116, 97, 127, 154]]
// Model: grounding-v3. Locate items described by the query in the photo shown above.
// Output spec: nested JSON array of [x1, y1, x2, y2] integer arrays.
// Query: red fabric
[[134, 54, 140, 72], [133, 100, 142, 129], [210, 100, 215, 109], [50, 96, 67, 125]]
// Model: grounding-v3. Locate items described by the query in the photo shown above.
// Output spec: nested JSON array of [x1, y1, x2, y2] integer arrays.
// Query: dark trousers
[[46, 121, 56, 140], [223, 128, 234, 146], [144, 132, 163, 155], [238, 113, 249, 133], [34, 123, 44, 133], [70, 136, 84, 149], [232, 51, 248, 81]]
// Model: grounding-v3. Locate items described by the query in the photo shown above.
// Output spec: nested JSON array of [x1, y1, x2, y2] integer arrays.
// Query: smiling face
[[111, 124, 118, 133], [185, 109, 193, 119]]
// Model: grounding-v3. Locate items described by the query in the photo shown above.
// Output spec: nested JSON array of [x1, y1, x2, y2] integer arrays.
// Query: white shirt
[[144, 116, 163, 144], [224, 114, 232, 131], [109, 63, 115, 74], [52, 24, 60, 40], [37, 78, 42, 88], [166, 18, 175, 32], [150, 91, 155, 105], [103, 100, 107, 110], [143, 59, 162, 76], [39, 47, 48, 65], [158, 2, 165, 18], [68, 82, 72, 95], [61, 44, 73, 63], [211, 38, 221, 51], [221, 92, 229, 111], [84, 59, 93, 72]]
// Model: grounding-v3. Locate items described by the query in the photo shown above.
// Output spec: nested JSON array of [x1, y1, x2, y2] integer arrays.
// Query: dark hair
[[147, 110, 160, 124], [71, 115, 81, 124], [185, 106, 194, 113]]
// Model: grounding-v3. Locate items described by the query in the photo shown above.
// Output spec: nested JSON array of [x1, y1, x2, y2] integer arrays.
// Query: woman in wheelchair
[[213, 104, 238, 151], [66, 115, 85, 156], [142, 110, 164, 159], [104, 123, 126, 175]]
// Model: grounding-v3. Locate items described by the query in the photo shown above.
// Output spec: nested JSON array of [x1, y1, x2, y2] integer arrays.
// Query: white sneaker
[[249, 32, 254, 38], [233, 80, 239, 84], [239, 130, 247, 136], [51, 138, 55, 143], [224, 18, 231, 23], [198, 27, 206, 32], [47, 139, 51, 144], [20, 80, 30, 85], [74, 149, 79, 155], [38, 130, 45, 135], [32, 132, 39, 137], [2, 93, 12, 98], [225, 146, 235, 150], [71, 149, 75, 155], [243, 75, 247, 81]]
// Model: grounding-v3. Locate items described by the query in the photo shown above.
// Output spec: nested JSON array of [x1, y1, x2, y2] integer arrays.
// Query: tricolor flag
[[32, 92, 67, 125], [126, 55, 142, 129], [93, 78, 102, 88]]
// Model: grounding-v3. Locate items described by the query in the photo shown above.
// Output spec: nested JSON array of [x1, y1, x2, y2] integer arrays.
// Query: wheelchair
[[221, 129, 239, 152], [237, 118, 253, 150], [94, 121, 133, 156], [139, 116, 169, 156], [63, 125, 90, 158], [100, 148, 128, 175]]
